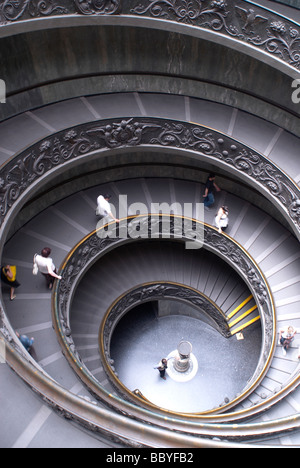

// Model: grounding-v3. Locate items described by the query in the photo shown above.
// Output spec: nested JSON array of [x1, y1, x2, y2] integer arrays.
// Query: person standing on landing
[[154, 358, 169, 380]]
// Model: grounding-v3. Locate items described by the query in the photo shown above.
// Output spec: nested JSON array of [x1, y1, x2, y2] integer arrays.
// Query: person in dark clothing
[[1, 265, 20, 300], [203, 173, 221, 210], [16, 332, 34, 353], [154, 358, 168, 380]]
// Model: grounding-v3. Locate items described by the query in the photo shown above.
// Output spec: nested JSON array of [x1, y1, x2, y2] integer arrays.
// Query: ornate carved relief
[[101, 282, 231, 364], [0, 118, 299, 237], [0, 0, 120, 23], [130, 0, 300, 69], [0, 0, 69, 22], [74, 0, 121, 16], [131, 0, 242, 34], [0, 0, 299, 70], [248, 19, 300, 69]]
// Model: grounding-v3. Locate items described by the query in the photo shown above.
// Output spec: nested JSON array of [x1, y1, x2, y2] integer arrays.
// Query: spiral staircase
[[0, 0, 300, 448]]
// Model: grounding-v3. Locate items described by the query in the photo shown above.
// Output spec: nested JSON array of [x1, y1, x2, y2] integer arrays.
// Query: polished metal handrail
[[52, 214, 276, 419], [3, 324, 300, 444], [0, 116, 299, 443]]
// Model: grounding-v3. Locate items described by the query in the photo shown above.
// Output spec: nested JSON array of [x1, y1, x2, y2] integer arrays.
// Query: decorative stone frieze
[[0, 0, 299, 71], [101, 282, 231, 364], [0, 118, 299, 238]]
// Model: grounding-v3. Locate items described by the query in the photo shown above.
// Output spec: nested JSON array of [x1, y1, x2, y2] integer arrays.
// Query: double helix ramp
[[2, 175, 300, 445], [0, 90, 299, 446]]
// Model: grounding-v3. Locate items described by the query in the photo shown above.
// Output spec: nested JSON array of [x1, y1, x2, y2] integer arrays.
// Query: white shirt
[[281, 327, 297, 339], [96, 196, 111, 217], [215, 211, 228, 228], [35, 255, 55, 275]]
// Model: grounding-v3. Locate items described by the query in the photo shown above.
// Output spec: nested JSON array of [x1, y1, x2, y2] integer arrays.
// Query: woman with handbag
[[1, 264, 20, 300]]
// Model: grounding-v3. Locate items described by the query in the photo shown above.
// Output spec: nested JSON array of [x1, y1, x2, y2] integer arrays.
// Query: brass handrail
[[53, 214, 278, 421], [0, 116, 299, 443]]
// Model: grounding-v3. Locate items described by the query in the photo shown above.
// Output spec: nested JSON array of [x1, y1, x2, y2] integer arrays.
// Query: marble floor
[[110, 304, 262, 413]]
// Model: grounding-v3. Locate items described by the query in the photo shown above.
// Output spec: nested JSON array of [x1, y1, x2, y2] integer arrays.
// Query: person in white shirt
[[278, 325, 297, 356], [96, 194, 119, 223], [215, 206, 229, 234], [154, 358, 169, 380], [33, 247, 62, 290]]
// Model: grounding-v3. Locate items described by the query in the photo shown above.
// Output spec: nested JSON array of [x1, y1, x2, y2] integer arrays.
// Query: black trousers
[[42, 270, 57, 288]]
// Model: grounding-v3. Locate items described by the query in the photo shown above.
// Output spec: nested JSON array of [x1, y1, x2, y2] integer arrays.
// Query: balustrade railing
[[52, 214, 275, 414], [0, 118, 299, 241], [0, 116, 299, 441]]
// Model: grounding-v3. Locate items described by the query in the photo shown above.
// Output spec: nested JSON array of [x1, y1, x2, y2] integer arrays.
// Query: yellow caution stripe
[[228, 305, 258, 328], [230, 315, 261, 336], [227, 295, 253, 319]]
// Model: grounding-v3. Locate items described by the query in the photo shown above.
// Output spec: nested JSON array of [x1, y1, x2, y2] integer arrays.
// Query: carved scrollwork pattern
[[131, 0, 242, 36], [0, 0, 121, 23], [0, 0, 69, 23], [248, 20, 300, 69], [0, 0, 299, 69], [86, 119, 161, 148], [0, 118, 299, 237], [74, 0, 121, 16], [129, 0, 300, 69], [102, 282, 231, 362]]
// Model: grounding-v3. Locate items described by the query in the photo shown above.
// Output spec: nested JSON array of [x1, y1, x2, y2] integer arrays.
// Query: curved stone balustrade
[[0, 115, 299, 443], [0, 0, 299, 445], [0, 117, 299, 245], [1, 199, 300, 443], [0, 117, 298, 374], [52, 214, 275, 415], [0, 0, 299, 75], [6, 333, 300, 447], [2, 277, 300, 444], [0, 117, 298, 379], [102, 281, 231, 350]]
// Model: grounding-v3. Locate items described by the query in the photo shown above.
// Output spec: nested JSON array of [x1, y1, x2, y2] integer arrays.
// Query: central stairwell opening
[[70, 241, 262, 414], [110, 301, 262, 413]]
